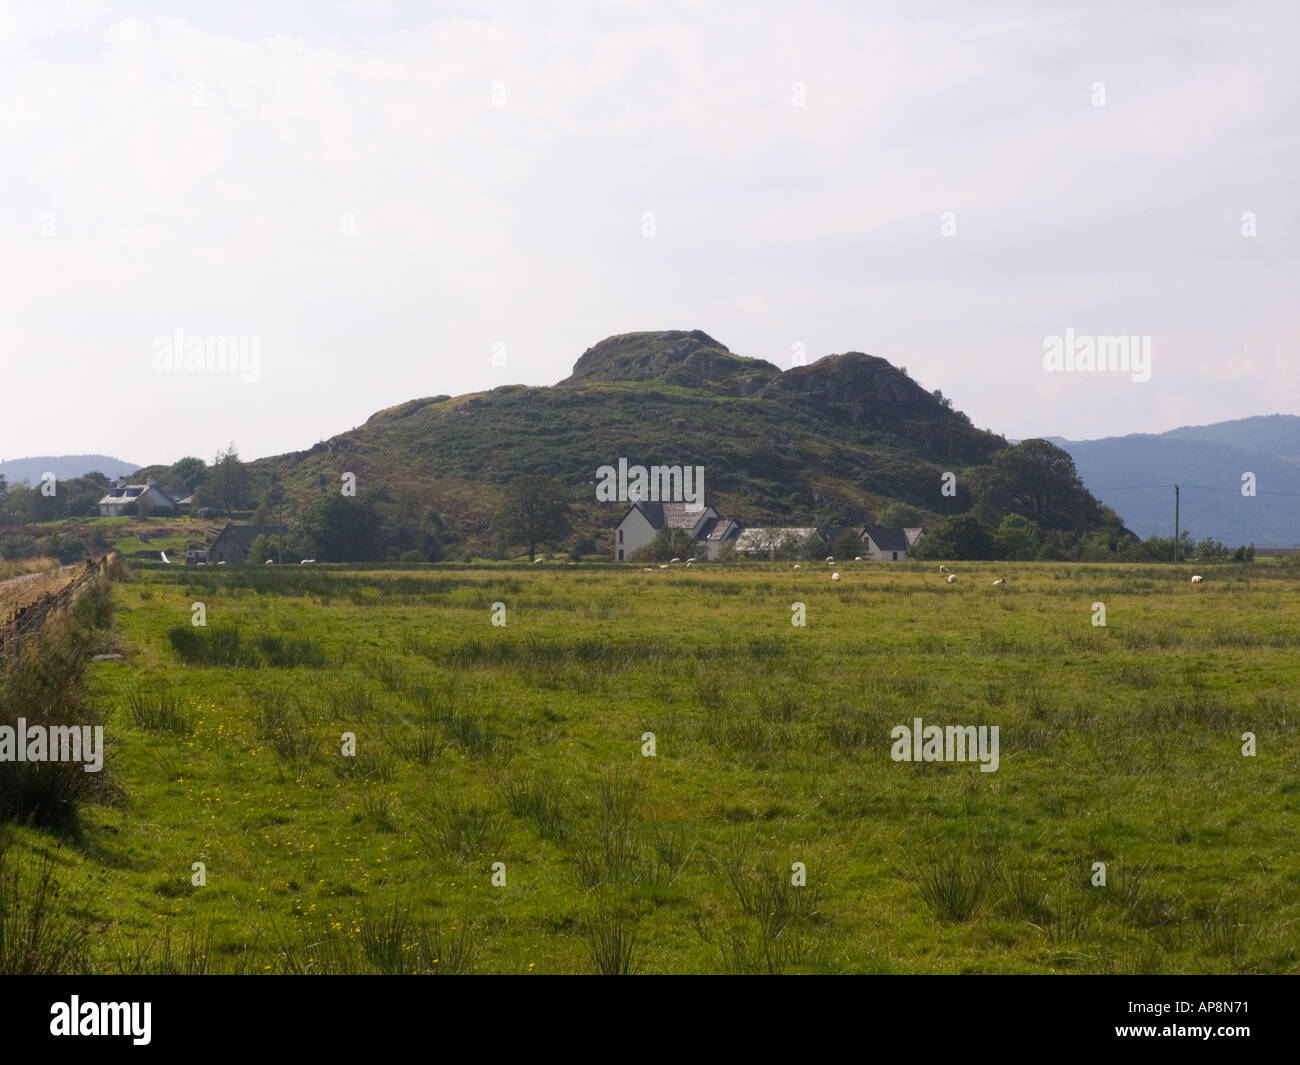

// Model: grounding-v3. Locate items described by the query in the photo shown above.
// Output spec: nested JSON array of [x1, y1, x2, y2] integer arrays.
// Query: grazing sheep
[[264, 559, 275, 565], [670, 557, 681, 564], [830, 572, 841, 582], [217, 561, 227, 566], [793, 564, 801, 570], [854, 556, 863, 562], [992, 578, 1005, 585], [300, 559, 316, 565], [1190, 575, 1203, 583], [946, 574, 957, 584], [826, 556, 834, 563], [939, 565, 951, 574], [659, 564, 669, 570], [685, 559, 694, 566], [159, 551, 171, 564], [643, 567, 653, 572], [534, 558, 544, 564]]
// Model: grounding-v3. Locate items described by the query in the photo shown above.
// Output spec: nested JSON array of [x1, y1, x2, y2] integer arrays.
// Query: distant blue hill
[[0, 455, 141, 486], [1048, 415, 1300, 546]]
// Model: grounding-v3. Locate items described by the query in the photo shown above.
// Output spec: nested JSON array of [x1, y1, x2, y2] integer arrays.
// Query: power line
[[1090, 482, 1300, 499]]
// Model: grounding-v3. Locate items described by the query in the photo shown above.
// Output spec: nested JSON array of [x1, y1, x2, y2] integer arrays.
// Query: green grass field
[[9, 559, 1299, 974]]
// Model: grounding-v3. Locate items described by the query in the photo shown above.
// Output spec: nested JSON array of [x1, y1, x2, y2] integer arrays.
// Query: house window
[[617, 549, 624, 561], [617, 530, 623, 544]]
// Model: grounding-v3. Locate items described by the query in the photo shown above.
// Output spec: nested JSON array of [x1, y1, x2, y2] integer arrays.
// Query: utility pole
[[1174, 484, 1180, 563]]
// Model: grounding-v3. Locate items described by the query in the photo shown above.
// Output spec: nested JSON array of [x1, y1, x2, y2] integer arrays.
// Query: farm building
[[97, 476, 184, 517], [208, 522, 288, 564], [861, 524, 919, 561], [614, 501, 718, 561]]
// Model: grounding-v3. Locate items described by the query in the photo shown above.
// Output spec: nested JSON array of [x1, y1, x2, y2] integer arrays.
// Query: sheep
[[534, 558, 544, 564], [946, 574, 957, 584], [217, 561, 227, 566], [159, 551, 171, 564], [659, 564, 669, 570], [939, 565, 951, 574], [685, 558, 694, 566], [300, 559, 317, 565], [826, 556, 834, 563], [992, 578, 1005, 585], [643, 567, 653, 572], [793, 564, 801, 570], [670, 557, 681, 564], [1190, 575, 1203, 584], [854, 556, 863, 562], [830, 572, 841, 582], [264, 559, 275, 565]]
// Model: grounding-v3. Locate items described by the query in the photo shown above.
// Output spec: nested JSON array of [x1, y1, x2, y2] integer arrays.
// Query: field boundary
[[0, 553, 116, 659]]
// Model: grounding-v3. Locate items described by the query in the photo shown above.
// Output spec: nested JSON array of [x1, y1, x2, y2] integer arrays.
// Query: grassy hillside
[[144, 331, 1010, 551], [6, 559, 1296, 974]]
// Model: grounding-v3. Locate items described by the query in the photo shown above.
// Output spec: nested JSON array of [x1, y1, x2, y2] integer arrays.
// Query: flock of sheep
[[639, 555, 1208, 585], [166, 550, 1208, 583]]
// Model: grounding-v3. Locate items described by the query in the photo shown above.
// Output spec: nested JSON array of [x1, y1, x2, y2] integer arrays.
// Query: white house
[[614, 501, 717, 561], [97, 477, 180, 517], [861, 524, 914, 561]]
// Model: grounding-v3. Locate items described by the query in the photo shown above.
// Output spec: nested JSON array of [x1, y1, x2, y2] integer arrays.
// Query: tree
[[209, 444, 250, 513], [630, 527, 698, 563], [245, 534, 278, 565], [1196, 538, 1230, 561], [292, 496, 383, 563], [493, 476, 572, 561], [876, 502, 926, 528], [909, 515, 992, 560], [169, 456, 208, 493], [967, 439, 1107, 531], [992, 514, 1041, 561], [830, 529, 864, 559]]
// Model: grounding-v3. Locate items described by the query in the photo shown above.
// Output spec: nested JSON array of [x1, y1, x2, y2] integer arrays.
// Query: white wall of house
[[98, 484, 175, 517], [614, 508, 658, 560], [862, 535, 906, 561]]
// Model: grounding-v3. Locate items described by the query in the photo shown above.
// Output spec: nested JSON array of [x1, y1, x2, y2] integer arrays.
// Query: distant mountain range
[[0, 454, 140, 485], [1048, 415, 1300, 546]]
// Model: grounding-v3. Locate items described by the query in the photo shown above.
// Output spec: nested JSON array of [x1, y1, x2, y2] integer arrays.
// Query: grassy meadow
[[6, 558, 1299, 974]]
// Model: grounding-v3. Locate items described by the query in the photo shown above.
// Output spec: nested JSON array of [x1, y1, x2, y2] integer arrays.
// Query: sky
[[2, 0, 1297, 468]]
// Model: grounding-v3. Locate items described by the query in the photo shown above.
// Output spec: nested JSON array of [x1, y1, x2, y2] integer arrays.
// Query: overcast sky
[[2, 0, 1297, 468]]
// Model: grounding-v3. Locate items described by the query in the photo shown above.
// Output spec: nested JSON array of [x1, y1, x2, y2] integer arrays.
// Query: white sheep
[[992, 578, 1005, 585], [854, 556, 863, 562], [534, 557, 544, 564], [1190, 575, 1203, 584], [939, 565, 951, 574], [793, 564, 801, 570], [826, 556, 834, 563], [300, 559, 316, 565], [659, 564, 669, 570], [685, 559, 694, 566], [159, 551, 171, 564], [670, 557, 681, 564], [831, 572, 841, 582], [264, 559, 275, 565], [947, 574, 957, 584]]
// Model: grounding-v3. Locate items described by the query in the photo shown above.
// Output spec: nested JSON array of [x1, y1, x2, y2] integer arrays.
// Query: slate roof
[[862, 524, 911, 552], [97, 484, 179, 506], [213, 524, 288, 550], [627, 500, 711, 530]]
